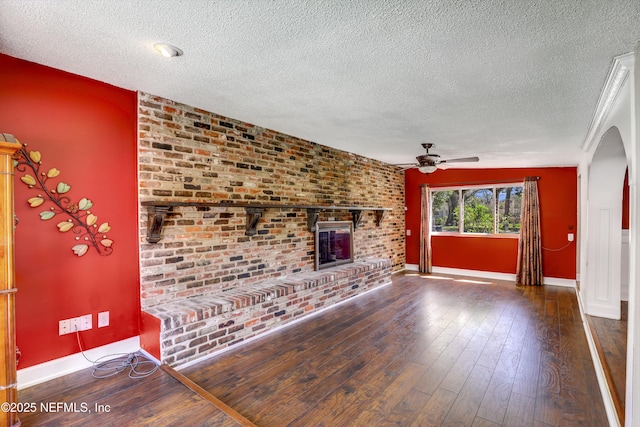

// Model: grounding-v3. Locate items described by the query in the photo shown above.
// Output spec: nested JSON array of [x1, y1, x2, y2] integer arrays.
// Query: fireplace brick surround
[[148, 258, 391, 366], [137, 92, 404, 365]]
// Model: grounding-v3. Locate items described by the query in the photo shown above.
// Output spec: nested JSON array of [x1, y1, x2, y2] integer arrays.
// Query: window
[[432, 190, 458, 232], [431, 184, 522, 235], [496, 186, 522, 233], [462, 188, 494, 233]]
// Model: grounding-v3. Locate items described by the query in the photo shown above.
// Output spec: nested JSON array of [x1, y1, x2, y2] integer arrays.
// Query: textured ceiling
[[1, 0, 639, 169]]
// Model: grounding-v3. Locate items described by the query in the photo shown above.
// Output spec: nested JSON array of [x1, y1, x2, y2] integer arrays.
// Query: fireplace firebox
[[315, 221, 354, 270]]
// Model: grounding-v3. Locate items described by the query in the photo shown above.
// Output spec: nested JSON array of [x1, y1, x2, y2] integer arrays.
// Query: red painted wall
[[140, 312, 161, 361], [0, 54, 140, 368], [405, 167, 577, 279]]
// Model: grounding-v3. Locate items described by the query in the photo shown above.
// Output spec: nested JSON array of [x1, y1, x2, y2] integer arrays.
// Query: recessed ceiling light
[[154, 43, 183, 58]]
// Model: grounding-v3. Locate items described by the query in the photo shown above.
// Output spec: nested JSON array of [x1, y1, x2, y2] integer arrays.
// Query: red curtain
[[419, 184, 432, 274], [516, 177, 543, 285]]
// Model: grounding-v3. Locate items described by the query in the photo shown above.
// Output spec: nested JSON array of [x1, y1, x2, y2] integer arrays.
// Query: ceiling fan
[[396, 143, 479, 173]]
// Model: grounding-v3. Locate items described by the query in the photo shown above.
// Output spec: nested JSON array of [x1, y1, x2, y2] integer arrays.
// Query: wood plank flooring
[[16, 272, 608, 426], [587, 301, 628, 425], [183, 272, 608, 426], [17, 357, 246, 426]]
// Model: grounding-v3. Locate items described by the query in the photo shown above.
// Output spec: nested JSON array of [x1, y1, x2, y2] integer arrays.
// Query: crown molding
[[581, 52, 635, 152]]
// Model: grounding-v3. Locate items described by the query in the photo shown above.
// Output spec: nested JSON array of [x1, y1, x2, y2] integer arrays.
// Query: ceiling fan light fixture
[[154, 43, 183, 58], [418, 165, 438, 174], [394, 143, 479, 172]]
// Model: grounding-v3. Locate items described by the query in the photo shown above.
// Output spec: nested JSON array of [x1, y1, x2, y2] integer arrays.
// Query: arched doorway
[[584, 126, 628, 319], [583, 125, 630, 423], [577, 47, 638, 427]]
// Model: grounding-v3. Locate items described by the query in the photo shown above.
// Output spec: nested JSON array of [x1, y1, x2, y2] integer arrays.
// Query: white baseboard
[[543, 277, 577, 288], [404, 265, 576, 288], [138, 347, 162, 366], [576, 289, 620, 426], [17, 336, 140, 390]]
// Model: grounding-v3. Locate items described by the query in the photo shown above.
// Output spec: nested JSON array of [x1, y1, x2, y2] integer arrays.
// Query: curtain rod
[[420, 176, 540, 188]]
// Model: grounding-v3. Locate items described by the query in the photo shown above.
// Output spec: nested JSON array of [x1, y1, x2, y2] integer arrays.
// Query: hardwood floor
[[587, 301, 628, 425], [17, 272, 608, 426], [182, 272, 608, 426], [17, 358, 247, 426]]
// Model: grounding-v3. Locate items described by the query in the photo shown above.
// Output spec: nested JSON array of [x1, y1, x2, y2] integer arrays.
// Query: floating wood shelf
[[141, 201, 391, 243]]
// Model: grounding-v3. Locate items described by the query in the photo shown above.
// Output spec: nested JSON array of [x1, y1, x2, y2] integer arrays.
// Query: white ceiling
[[1, 1, 639, 169]]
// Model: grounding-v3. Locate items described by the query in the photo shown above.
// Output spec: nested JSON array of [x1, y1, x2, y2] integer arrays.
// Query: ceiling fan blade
[[392, 163, 419, 167], [440, 156, 479, 164]]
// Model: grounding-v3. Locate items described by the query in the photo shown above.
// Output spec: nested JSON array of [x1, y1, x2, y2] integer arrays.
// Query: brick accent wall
[[138, 92, 405, 309]]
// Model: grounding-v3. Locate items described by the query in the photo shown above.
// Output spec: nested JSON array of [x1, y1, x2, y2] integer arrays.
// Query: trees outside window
[[431, 184, 522, 235], [431, 190, 458, 232], [462, 188, 494, 233], [497, 186, 522, 233]]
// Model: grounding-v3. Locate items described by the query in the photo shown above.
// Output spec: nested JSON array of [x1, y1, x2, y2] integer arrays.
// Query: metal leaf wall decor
[[13, 142, 114, 257]]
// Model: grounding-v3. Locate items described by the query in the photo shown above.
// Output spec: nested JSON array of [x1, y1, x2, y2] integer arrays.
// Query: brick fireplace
[[137, 92, 405, 363], [138, 91, 405, 307]]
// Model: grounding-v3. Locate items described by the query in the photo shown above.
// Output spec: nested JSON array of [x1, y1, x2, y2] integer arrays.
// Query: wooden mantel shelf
[[141, 201, 392, 243]]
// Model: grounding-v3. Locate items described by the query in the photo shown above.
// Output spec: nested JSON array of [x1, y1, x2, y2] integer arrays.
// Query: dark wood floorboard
[[16, 273, 609, 426], [587, 301, 628, 425], [181, 272, 609, 427], [17, 357, 244, 426]]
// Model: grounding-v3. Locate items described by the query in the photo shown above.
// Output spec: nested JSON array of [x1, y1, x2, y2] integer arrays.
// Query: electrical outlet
[[80, 314, 92, 331], [59, 319, 70, 335], [69, 317, 81, 333], [98, 311, 109, 328], [59, 314, 93, 335]]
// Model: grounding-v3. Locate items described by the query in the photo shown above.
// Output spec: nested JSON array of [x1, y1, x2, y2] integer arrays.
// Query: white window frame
[[430, 182, 523, 237]]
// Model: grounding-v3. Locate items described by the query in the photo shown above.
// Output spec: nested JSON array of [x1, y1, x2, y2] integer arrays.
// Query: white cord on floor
[[75, 329, 159, 379]]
